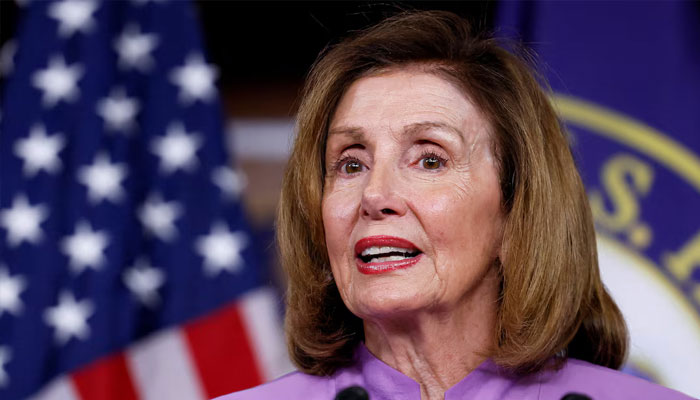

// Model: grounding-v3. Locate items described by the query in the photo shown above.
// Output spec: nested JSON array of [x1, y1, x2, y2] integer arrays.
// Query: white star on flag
[[123, 258, 165, 308], [211, 165, 247, 200], [13, 124, 65, 176], [31, 55, 83, 107], [43, 291, 94, 345], [150, 122, 202, 173], [0, 267, 27, 317], [195, 222, 248, 276], [138, 194, 182, 241], [47, 0, 98, 37], [61, 221, 109, 274], [169, 53, 218, 104], [96, 87, 140, 132], [0, 195, 49, 247], [114, 24, 159, 72], [0, 346, 10, 387], [78, 153, 128, 204]]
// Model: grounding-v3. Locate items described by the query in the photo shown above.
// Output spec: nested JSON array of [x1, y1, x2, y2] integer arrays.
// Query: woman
[[221, 11, 693, 400]]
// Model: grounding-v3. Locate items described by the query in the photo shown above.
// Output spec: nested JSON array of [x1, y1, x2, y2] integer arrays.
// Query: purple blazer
[[218, 343, 694, 400]]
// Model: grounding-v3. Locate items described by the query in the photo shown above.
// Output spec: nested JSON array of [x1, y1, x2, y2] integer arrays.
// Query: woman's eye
[[343, 160, 363, 174], [420, 155, 444, 170]]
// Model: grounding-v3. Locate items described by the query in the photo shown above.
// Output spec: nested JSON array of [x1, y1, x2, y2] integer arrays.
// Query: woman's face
[[322, 69, 504, 322]]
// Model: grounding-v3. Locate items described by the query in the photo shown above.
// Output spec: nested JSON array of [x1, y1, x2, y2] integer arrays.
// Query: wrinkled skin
[[322, 69, 505, 399]]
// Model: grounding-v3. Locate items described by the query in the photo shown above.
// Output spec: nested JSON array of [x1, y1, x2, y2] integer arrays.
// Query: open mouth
[[354, 236, 423, 273], [358, 246, 422, 264]]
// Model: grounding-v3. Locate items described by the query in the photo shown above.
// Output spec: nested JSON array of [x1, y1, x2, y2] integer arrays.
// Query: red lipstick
[[354, 235, 422, 275]]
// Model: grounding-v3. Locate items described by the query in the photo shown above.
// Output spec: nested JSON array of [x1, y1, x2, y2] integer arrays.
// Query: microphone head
[[334, 385, 370, 400], [560, 393, 592, 400]]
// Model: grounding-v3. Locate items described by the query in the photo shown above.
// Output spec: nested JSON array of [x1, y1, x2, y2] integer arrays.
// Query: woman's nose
[[360, 164, 407, 220]]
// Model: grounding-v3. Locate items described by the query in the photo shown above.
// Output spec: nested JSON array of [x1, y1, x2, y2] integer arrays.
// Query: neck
[[362, 272, 498, 400]]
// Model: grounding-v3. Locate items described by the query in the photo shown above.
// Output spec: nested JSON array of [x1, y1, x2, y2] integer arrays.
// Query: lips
[[354, 235, 423, 274]]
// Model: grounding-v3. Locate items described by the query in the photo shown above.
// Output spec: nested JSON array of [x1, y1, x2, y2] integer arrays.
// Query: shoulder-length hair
[[277, 10, 627, 376]]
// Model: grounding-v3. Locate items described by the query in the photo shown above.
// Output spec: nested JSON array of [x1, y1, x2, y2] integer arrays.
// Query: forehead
[[329, 68, 489, 138]]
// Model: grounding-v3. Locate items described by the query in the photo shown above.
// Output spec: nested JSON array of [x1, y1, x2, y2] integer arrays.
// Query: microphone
[[561, 393, 592, 400], [334, 385, 370, 400], [334, 386, 587, 400]]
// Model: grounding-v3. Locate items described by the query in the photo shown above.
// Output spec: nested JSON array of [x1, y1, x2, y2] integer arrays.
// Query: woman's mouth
[[354, 236, 423, 274], [359, 246, 422, 263]]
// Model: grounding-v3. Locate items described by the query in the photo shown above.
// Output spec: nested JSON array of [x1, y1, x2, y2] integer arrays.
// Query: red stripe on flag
[[71, 352, 139, 400], [184, 301, 264, 398]]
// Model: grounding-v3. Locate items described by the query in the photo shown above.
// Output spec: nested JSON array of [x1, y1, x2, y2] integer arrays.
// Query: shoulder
[[214, 371, 336, 400], [536, 358, 694, 400]]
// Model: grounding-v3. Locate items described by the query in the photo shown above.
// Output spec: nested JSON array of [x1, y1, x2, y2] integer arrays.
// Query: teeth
[[369, 255, 409, 263], [361, 246, 412, 257]]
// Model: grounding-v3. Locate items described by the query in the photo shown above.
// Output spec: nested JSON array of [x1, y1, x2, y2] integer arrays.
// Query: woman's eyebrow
[[328, 122, 465, 145], [327, 126, 365, 142], [403, 121, 465, 145]]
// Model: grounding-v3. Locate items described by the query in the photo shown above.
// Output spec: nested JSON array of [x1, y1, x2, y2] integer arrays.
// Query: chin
[[345, 281, 433, 321]]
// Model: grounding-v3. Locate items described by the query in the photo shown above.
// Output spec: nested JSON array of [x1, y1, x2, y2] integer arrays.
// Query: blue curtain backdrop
[[498, 2, 700, 398]]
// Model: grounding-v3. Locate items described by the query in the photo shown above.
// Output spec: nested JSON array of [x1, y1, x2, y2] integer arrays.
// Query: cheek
[[412, 180, 502, 264], [411, 185, 466, 239], [322, 188, 359, 262], [322, 189, 362, 305]]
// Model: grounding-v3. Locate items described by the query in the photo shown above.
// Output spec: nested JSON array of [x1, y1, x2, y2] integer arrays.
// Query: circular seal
[[554, 95, 700, 398]]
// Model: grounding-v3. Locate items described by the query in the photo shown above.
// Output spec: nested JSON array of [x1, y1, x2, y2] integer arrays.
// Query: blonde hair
[[278, 10, 627, 375]]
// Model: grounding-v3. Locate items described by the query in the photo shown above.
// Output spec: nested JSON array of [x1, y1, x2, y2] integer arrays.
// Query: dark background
[[1, 1, 496, 117]]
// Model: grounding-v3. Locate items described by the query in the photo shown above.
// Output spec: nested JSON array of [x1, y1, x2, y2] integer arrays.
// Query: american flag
[[0, 1, 291, 399]]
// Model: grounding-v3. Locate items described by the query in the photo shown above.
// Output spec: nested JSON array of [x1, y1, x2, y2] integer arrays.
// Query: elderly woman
[[221, 11, 692, 400]]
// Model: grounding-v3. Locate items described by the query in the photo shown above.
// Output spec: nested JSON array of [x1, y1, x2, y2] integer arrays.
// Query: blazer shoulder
[[538, 358, 695, 400], [215, 371, 335, 400]]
